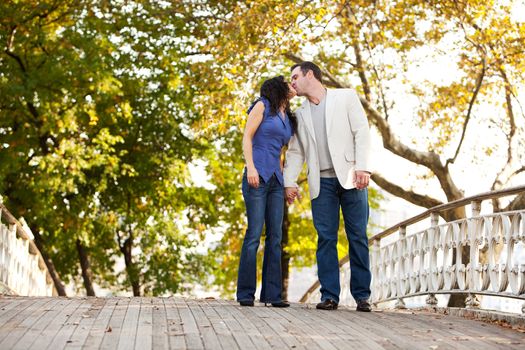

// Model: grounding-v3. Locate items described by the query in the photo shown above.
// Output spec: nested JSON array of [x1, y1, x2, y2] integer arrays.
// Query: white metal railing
[[300, 185, 525, 313], [0, 204, 56, 296]]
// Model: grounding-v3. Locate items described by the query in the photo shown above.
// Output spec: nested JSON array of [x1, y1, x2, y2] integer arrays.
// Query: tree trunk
[[120, 235, 141, 296], [31, 227, 67, 296], [76, 239, 95, 296], [447, 249, 470, 307], [281, 202, 291, 301]]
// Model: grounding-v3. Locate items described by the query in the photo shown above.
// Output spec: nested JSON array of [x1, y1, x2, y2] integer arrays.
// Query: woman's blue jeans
[[312, 177, 371, 303], [237, 173, 284, 303]]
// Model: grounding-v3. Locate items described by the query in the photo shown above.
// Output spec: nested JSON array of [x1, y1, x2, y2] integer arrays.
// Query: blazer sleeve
[[283, 132, 305, 187], [346, 89, 371, 172]]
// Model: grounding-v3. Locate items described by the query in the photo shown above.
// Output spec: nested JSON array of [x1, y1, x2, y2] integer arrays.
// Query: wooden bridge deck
[[0, 296, 523, 349]]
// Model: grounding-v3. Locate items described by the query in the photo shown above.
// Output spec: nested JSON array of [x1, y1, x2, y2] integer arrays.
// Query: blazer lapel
[[325, 89, 336, 135], [300, 99, 316, 144]]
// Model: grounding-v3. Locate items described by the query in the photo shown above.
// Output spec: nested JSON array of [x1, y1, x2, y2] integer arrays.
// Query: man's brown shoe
[[316, 299, 338, 310], [356, 299, 372, 312]]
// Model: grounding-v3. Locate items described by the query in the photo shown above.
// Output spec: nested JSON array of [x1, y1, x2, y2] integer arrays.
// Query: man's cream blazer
[[283, 88, 371, 200]]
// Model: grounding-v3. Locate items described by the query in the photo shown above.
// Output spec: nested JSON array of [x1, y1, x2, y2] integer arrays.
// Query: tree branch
[[360, 97, 463, 201], [4, 27, 26, 73], [505, 192, 525, 211], [490, 66, 519, 210], [352, 42, 372, 102], [445, 52, 486, 167], [371, 173, 443, 209]]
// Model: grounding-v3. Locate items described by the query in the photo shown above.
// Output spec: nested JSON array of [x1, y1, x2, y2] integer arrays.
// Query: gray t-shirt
[[310, 97, 336, 177]]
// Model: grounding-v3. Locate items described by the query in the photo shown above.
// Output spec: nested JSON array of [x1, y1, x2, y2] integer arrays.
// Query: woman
[[237, 76, 297, 307]]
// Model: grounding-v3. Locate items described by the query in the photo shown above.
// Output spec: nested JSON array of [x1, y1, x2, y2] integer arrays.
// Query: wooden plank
[[252, 302, 307, 349], [0, 296, 523, 350], [134, 297, 153, 350], [64, 297, 107, 349], [0, 297, 48, 342], [275, 303, 365, 350], [378, 309, 490, 350], [0, 297, 59, 349], [210, 299, 272, 350], [115, 297, 141, 350], [206, 299, 258, 349], [367, 308, 521, 350], [272, 305, 344, 350], [9, 298, 66, 350], [354, 309, 451, 350], [82, 298, 119, 350], [173, 297, 204, 350], [98, 297, 131, 350], [414, 309, 523, 349], [151, 297, 169, 350], [25, 298, 81, 350], [0, 296, 27, 316], [218, 300, 289, 349], [360, 309, 468, 350], [198, 298, 239, 350], [411, 310, 525, 348], [163, 297, 186, 350], [311, 305, 409, 349], [46, 298, 93, 350], [290, 304, 379, 350], [186, 298, 223, 350], [0, 297, 39, 330]]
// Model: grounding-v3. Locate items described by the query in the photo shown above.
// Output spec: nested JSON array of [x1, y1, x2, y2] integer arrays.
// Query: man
[[284, 61, 372, 312]]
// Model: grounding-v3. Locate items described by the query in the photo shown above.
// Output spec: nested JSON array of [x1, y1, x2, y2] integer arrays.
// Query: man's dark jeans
[[312, 177, 371, 303]]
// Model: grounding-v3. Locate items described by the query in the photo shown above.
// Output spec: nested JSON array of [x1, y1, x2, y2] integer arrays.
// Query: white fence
[[0, 204, 56, 296], [301, 186, 525, 313]]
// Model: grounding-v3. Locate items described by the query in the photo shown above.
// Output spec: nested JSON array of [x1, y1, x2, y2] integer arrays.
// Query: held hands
[[285, 187, 301, 204], [354, 170, 370, 190], [247, 166, 260, 188]]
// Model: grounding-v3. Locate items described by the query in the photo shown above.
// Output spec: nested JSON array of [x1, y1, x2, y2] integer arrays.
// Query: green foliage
[[0, 0, 213, 295]]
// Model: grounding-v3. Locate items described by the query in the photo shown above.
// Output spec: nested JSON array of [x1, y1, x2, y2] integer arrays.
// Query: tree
[[0, 0, 214, 296]]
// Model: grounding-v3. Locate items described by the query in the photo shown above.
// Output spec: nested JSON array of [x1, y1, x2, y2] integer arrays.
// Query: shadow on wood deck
[[0, 296, 523, 349]]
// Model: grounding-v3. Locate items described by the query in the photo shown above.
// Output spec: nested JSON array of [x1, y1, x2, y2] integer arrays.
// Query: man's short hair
[[291, 61, 322, 82]]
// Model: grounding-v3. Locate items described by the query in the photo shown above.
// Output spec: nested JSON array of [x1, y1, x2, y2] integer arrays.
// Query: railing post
[[395, 226, 406, 309], [425, 213, 440, 309], [466, 293, 481, 309], [426, 294, 438, 308], [430, 212, 439, 227], [466, 201, 482, 309], [371, 239, 380, 304]]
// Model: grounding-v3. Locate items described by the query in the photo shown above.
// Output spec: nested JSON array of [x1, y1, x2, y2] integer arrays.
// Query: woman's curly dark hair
[[260, 76, 297, 133]]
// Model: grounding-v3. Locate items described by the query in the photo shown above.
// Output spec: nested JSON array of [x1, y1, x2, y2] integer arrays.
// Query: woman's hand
[[247, 166, 260, 188]]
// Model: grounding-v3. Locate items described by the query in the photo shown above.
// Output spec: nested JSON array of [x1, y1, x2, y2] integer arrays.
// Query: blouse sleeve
[[247, 96, 270, 117]]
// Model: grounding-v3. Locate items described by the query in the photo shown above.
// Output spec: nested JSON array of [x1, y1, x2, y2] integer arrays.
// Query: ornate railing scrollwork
[[300, 185, 525, 313]]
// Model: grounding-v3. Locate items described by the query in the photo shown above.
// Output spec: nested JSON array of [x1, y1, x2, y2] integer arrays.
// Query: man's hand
[[285, 187, 299, 204], [354, 171, 370, 190]]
